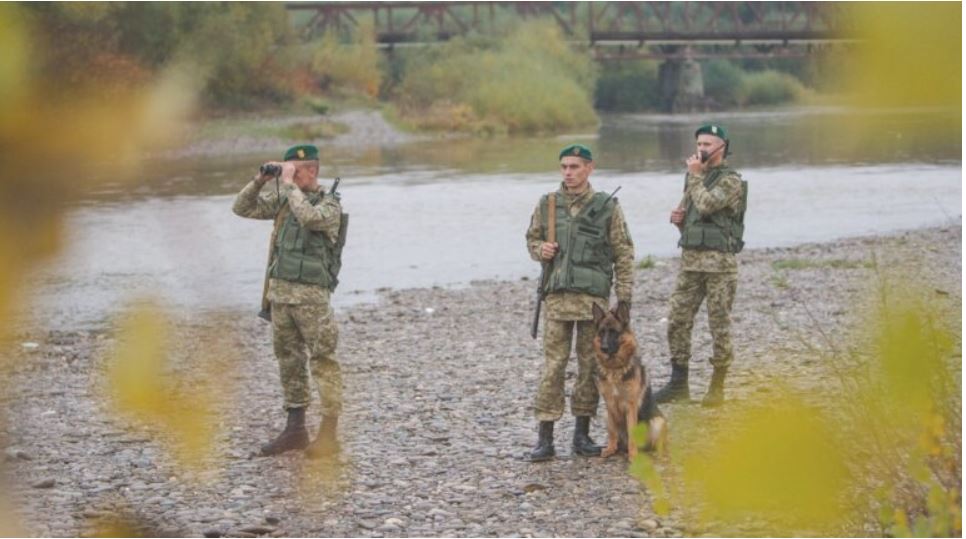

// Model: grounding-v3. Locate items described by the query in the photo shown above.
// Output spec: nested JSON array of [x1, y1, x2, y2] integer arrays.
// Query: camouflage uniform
[[232, 179, 343, 416], [526, 183, 635, 422], [668, 166, 743, 369]]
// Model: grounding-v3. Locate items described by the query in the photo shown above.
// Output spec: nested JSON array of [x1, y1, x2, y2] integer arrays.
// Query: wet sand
[[1, 224, 960, 537]]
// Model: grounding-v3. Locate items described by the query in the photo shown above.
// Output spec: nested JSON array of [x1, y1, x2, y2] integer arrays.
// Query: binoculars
[[259, 163, 282, 176]]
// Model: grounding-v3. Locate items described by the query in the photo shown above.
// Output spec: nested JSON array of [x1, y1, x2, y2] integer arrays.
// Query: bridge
[[286, 1, 854, 60]]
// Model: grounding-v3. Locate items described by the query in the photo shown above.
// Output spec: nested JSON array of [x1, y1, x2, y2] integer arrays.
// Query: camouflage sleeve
[[525, 200, 545, 262], [232, 179, 280, 220], [285, 186, 342, 242], [687, 173, 742, 217], [609, 203, 635, 303]]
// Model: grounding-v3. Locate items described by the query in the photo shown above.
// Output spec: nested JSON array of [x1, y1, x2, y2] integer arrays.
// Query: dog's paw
[[601, 447, 618, 458]]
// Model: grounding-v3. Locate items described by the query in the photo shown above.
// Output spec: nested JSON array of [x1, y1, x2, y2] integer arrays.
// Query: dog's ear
[[616, 301, 630, 327], [592, 303, 606, 327]]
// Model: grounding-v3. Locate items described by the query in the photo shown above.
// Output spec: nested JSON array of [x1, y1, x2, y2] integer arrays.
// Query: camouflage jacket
[[232, 178, 342, 304], [680, 165, 743, 273], [526, 182, 635, 321]]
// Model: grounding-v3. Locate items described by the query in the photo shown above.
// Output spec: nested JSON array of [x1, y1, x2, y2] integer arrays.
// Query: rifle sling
[[547, 193, 556, 245]]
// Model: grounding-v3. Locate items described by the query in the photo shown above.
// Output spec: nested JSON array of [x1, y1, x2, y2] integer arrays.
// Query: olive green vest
[[541, 191, 616, 298], [679, 166, 748, 254], [270, 191, 346, 290]]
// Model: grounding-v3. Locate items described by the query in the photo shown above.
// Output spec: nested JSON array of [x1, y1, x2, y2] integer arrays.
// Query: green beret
[[694, 124, 728, 141], [283, 144, 319, 161], [558, 144, 593, 161]]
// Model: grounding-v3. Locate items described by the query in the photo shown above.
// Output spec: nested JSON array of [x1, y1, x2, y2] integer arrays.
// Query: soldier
[[525, 144, 635, 461], [656, 124, 747, 407], [232, 144, 346, 458]]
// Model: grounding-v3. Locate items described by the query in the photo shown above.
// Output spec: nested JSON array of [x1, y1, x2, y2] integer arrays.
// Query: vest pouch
[[282, 222, 300, 249], [680, 226, 704, 248], [571, 267, 609, 298], [299, 258, 329, 285], [700, 225, 728, 251], [571, 234, 590, 265], [571, 266, 595, 290], [276, 254, 303, 280]]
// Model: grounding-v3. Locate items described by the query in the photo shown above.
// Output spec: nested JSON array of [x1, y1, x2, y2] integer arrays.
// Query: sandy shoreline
[[1, 224, 961, 537]]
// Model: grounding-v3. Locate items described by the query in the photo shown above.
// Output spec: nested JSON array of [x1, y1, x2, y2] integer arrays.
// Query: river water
[[25, 107, 962, 329]]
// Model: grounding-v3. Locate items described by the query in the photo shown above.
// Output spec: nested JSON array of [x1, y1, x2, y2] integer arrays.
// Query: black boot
[[572, 416, 602, 457], [702, 368, 727, 407], [260, 407, 309, 456], [654, 364, 690, 404], [527, 421, 555, 462], [305, 415, 340, 459]]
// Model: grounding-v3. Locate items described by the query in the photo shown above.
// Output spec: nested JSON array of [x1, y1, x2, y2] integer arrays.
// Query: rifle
[[257, 177, 342, 322], [531, 193, 556, 339]]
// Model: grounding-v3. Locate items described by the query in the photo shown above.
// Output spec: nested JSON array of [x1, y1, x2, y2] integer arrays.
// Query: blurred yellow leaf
[[681, 393, 849, 532], [846, 3, 961, 109], [107, 302, 218, 469], [0, 5, 28, 103]]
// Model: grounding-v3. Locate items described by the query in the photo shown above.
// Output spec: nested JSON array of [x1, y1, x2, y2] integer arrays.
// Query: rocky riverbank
[[1, 225, 960, 537]]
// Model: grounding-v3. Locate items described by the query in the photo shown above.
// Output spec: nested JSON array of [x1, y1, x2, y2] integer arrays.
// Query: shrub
[[740, 70, 807, 107], [702, 59, 746, 108], [311, 21, 382, 99], [394, 20, 598, 134]]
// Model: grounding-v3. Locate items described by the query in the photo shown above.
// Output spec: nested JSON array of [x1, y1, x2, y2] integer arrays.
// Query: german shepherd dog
[[592, 303, 667, 458]]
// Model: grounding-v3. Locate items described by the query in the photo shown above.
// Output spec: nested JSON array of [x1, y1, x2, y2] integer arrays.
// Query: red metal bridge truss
[[286, 1, 854, 60]]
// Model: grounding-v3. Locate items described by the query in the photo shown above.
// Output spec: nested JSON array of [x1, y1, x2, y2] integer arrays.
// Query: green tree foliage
[[23, 3, 291, 106], [393, 20, 598, 134], [740, 70, 807, 107], [311, 21, 382, 99], [595, 61, 661, 112], [702, 59, 746, 108]]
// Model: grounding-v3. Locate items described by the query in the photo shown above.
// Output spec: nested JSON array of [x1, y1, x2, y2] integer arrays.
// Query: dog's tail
[[639, 382, 668, 453], [638, 382, 664, 422]]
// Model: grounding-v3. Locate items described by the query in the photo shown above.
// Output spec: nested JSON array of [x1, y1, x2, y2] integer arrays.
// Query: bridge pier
[[658, 53, 707, 113]]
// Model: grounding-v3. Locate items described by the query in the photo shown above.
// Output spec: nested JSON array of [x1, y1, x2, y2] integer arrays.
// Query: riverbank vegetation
[[19, 2, 962, 136], [24, 3, 830, 135]]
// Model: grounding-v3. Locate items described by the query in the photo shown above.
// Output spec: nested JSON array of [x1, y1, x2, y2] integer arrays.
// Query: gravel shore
[[1, 224, 960, 537]]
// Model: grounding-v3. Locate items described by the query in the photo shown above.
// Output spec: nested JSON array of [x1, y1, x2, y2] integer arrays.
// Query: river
[[23, 107, 962, 329]]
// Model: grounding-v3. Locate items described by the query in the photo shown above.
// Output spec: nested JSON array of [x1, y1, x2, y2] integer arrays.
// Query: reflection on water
[[86, 106, 960, 202], [24, 108, 963, 329]]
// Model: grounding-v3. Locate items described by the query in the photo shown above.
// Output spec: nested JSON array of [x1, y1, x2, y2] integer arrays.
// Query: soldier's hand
[[540, 242, 559, 261], [686, 154, 705, 175], [278, 162, 298, 186], [670, 208, 685, 225]]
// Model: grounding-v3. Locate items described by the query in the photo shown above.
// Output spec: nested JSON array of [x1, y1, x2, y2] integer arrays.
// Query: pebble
[[4, 447, 32, 461], [240, 525, 275, 535], [31, 478, 56, 489], [357, 519, 379, 530]]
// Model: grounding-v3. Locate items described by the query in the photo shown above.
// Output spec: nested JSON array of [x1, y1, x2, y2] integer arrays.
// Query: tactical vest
[[270, 191, 347, 291], [678, 166, 748, 254], [541, 191, 616, 298]]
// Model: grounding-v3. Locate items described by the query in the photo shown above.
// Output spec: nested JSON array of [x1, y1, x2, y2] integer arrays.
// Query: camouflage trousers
[[534, 319, 599, 422], [667, 270, 738, 369], [271, 302, 342, 416]]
